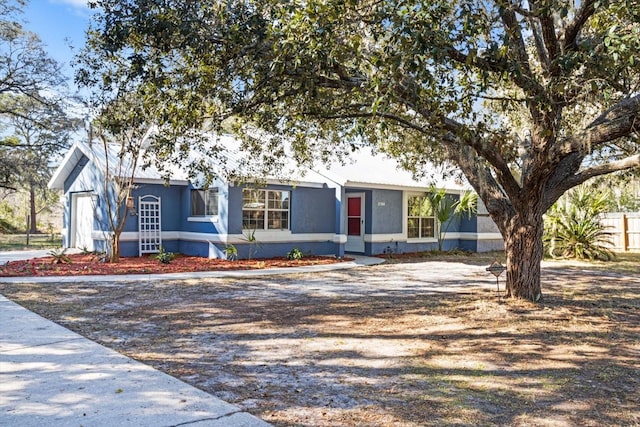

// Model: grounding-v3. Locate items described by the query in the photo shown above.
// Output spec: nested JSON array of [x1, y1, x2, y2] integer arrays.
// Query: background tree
[[584, 173, 640, 212], [0, 0, 67, 190], [78, 0, 640, 301], [5, 96, 75, 233]]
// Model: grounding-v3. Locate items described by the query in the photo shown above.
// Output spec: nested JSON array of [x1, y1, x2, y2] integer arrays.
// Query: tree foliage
[[583, 173, 640, 212], [78, 0, 640, 301], [0, 0, 69, 191], [6, 96, 75, 232], [0, 0, 65, 113]]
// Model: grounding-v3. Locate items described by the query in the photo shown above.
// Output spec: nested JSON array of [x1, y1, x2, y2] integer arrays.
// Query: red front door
[[345, 194, 365, 252]]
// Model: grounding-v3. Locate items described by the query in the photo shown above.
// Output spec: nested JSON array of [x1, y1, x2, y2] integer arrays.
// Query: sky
[[21, 0, 93, 88]]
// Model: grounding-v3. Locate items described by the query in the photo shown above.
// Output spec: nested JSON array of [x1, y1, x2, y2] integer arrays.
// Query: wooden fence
[[600, 213, 640, 252]]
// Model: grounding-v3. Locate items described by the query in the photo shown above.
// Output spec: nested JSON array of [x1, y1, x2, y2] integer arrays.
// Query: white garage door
[[73, 194, 95, 251]]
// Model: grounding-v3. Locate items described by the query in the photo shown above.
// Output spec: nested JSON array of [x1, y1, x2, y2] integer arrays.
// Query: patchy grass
[[542, 251, 640, 275], [1, 257, 638, 426], [0, 233, 62, 251]]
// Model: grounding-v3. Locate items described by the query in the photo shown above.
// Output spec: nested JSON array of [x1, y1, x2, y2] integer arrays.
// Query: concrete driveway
[[0, 249, 53, 264]]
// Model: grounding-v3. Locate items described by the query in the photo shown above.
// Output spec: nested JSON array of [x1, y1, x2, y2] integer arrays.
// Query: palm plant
[[427, 187, 478, 251], [544, 186, 614, 261], [242, 228, 262, 261]]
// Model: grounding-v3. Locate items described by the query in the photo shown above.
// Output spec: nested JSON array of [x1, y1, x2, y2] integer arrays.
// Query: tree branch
[[551, 94, 640, 159], [500, 6, 534, 78], [0, 183, 17, 191], [562, 0, 597, 53], [444, 46, 503, 74], [440, 117, 522, 200], [557, 154, 640, 198], [443, 142, 512, 232], [529, 16, 550, 73], [317, 110, 429, 134], [529, 1, 560, 75]]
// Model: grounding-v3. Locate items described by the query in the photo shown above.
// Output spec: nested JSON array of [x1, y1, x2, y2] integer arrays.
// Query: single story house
[[48, 136, 504, 259]]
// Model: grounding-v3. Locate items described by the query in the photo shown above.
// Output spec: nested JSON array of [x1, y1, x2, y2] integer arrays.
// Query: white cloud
[[51, 0, 90, 9]]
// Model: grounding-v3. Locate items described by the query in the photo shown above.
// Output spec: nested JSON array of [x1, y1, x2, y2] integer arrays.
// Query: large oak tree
[[79, 0, 640, 301]]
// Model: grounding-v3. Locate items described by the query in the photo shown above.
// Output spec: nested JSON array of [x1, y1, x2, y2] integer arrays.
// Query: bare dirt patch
[[1, 258, 639, 426]]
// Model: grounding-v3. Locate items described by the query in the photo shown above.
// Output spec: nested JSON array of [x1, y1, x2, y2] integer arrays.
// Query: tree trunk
[[109, 234, 121, 263], [29, 184, 37, 234], [504, 213, 544, 301]]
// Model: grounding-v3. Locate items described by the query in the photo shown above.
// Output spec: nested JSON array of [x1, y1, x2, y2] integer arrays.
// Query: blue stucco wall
[[119, 239, 180, 257], [63, 154, 135, 250], [369, 239, 462, 255], [227, 186, 243, 234], [113, 183, 186, 257], [458, 240, 477, 252], [180, 240, 337, 259], [341, 189, 483, 256], [292, 186, 336, 233], [61, 156, 191, 256], [370, 189, 403, 234], [63, 155, 91, 193], [124, 183, 185, 233], [173, 183, 338, 259], [459, 214, 476, 233]]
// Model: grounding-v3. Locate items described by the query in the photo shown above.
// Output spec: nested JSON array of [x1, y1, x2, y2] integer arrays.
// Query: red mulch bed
[[0, 253, 351, 277]]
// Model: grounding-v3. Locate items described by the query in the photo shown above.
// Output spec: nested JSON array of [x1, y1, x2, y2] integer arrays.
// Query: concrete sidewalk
[[0, 294, 270, 427], [0, 249, 60, 264]]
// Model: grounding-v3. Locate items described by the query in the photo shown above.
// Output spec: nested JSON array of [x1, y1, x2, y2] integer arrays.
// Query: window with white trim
[[190, 188, 218, 216], [242, 189, 290, 230], [407, 194, 435, 238]]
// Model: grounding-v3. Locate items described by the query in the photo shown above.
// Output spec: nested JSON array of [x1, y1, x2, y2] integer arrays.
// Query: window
[[407, 194, 435, 238], [242, 189, 290, 230], [190, 188, 218, 216]]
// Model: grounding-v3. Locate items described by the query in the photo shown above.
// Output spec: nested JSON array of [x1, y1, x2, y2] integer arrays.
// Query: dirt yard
[[1, 256, 639, 426]]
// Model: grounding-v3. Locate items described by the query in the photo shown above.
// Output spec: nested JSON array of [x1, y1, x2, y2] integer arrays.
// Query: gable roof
[[48, 141, 190, 190]]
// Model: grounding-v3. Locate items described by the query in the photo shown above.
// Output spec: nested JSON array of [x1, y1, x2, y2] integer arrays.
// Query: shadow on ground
[[1, 261, 638, 426]]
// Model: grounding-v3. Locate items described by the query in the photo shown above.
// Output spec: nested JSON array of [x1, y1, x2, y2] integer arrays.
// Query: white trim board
[[91, 231, 503, 244], [94, 231, 339, 245]]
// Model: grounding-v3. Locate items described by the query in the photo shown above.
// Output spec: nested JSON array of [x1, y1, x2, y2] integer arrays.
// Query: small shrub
[[93, 251, 109, 263], [154, 247, 176, 264], [242, 229, 263, 261], [224, 244, 238, 261], [447, 248, 471, 256], [287, 247, 304, 260], [544, 186, 615, 261], [49, 248, 72, 264]]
